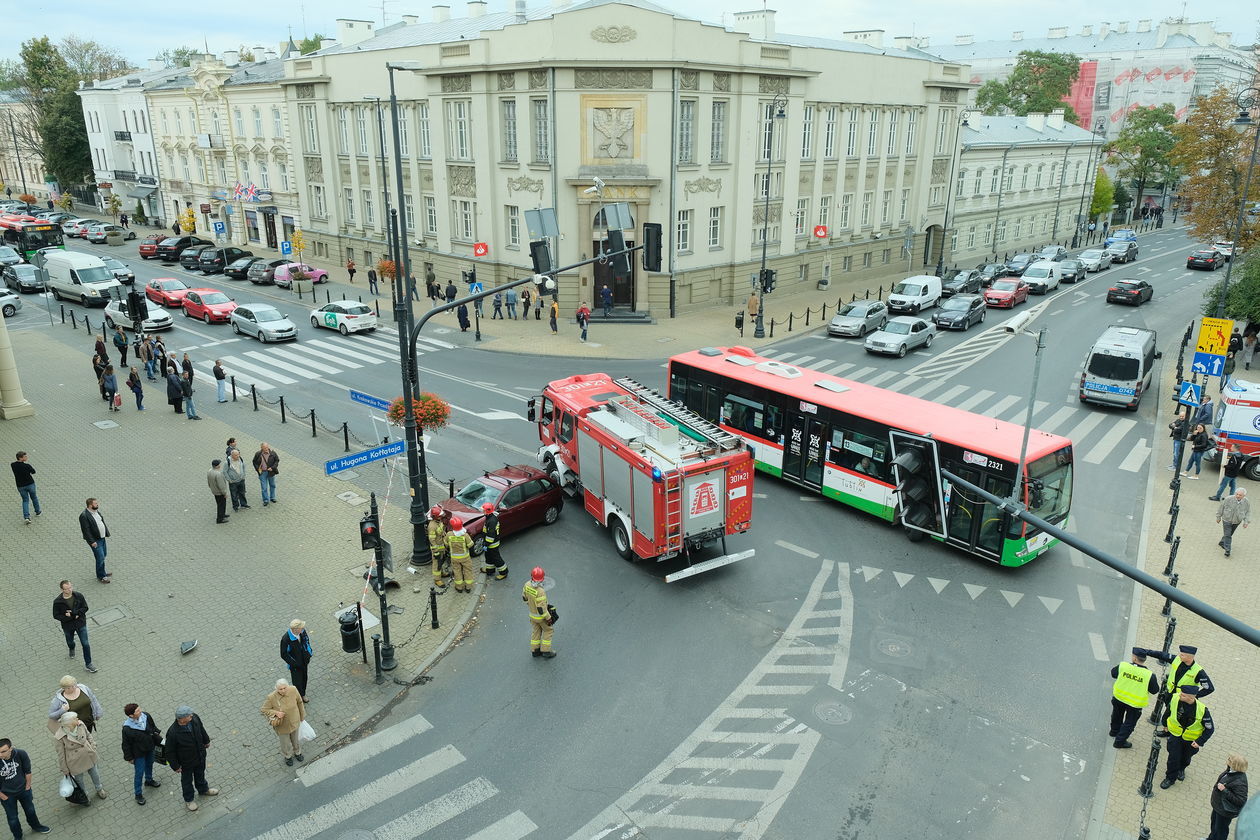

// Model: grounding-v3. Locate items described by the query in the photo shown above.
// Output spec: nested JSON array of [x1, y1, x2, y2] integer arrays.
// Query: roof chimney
[[1116, 21, 1129, 34], [954, 34, 974, 46], [1080, 25, 1092, 37], [222, 50, 240, 67], [514, 0, 527, 21], [320, 39, 337, 51], [262, 49, 277, 61], [1025, 112, 1046, 131], [731, 9, 777, 40], [1098, 21, 1110, 39], [1011, 31, 1023, 41], [148, 58, 166, 71], [337, 19, 375, 45], [1047, 26, 1068, 38], [893, 35, 924, 50], [467, 0, 487, 16], [433, 4, 451, 22], [1046, 109, 1065, 131], [402, 14, 418, 24], [1136, 19, 1152, 33]]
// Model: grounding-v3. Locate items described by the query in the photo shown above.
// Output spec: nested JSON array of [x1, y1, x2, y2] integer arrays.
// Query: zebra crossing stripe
[[981, 394, 1021, 418], [906, 379, 946, 400], [243, 350, 327, 378], [1064, 412, 1106, 446], [849, 366, 877, 380], [266, 346, 349, 374], [935, 384, 968, 404], [374, 777, 499, 840], [1083, 418, 1136, 464], [864, 370, 898, 387], [954, 389, 994, 412], [218, 356, 296, 385], [791, 355, 817, 366], [464, 811, 538, 840], [297, 715, 434, 788], [1038, 406, 1077, 434], [304, 339, 391, 365], [283, 344, 365, 369]]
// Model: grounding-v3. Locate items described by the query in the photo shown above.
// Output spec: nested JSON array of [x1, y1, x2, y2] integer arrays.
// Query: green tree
[[1202, 254, 1260, 322], [155, 47, 202, 68], [104, 194, 122, 221], [133, 200, 147, 225], [298, 34, 329, 55], [0, 58, 23, 90], [975, 50, 1082, 125], [58, 36, 134, 81], [1112, 182, 1132, 219], [1090, 168, 1114, 218], [18, 38, 91, 188], [1104, 104, 1179, 209]]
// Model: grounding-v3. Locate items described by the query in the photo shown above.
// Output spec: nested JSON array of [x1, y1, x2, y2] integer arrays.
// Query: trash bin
[[338, 608, 361, 653], [291, 278, 311, 297]]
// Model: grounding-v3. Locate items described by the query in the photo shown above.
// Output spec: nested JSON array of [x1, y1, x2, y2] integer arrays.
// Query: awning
[[126, 185, 157, 198]]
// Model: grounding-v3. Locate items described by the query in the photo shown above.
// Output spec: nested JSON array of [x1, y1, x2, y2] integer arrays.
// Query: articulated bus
[[0, 214, 64, 261], [667, 346, 1074, 566]]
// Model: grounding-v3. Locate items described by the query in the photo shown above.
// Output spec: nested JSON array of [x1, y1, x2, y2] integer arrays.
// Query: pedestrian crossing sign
[[1177, 382, 1202, 408]]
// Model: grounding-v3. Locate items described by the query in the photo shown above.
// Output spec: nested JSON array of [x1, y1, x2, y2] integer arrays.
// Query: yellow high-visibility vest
[[1113, 662, 1153, 708]]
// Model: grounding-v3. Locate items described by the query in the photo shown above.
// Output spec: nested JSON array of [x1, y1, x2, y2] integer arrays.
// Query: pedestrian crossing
[[178, 332, 455, 391]]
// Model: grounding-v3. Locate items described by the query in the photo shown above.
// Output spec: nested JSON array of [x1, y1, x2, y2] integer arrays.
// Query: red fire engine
[[528, 374, 755, 581]]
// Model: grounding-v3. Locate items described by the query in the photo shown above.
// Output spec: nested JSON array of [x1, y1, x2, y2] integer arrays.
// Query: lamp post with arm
[[935, 109, 973, 277], [1215, 87, 1260, 319], [1071, 119, 1107, 249], [753, 92, 787, 340]]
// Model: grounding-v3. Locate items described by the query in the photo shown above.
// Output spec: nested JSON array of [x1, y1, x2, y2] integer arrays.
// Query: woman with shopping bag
[[50, 712, 105, 804], [260, 678, 308, 767]]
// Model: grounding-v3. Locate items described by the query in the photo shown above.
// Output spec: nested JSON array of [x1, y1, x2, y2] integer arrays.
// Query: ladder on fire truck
[[613, 377, 743, 454]]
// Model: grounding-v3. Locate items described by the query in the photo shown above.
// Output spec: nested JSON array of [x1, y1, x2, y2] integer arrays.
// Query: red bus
[[0, 214, 64, 261]]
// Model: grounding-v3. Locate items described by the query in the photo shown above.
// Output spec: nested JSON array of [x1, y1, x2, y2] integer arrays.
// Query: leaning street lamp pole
[[1071, 119, 1107, 249], [365, 95, 394, 276], [754, 92, 787, 340], [1215, 87, 1260, 319], [936, 109, 972, 277]]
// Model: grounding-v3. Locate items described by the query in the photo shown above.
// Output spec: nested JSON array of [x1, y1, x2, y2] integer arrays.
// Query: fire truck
[[528, 374, 755, 582], [1212, 378, 1260, 481]]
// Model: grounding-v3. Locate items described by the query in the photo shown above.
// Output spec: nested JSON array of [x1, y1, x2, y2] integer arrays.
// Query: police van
[[1079, 325, 1159, 410]]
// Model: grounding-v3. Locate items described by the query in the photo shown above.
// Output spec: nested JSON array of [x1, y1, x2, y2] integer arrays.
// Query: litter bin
[[338, 608, 361, 653], [291, 278, 311, 297]]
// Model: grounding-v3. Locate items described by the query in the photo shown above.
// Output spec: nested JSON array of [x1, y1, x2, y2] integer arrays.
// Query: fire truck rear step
[[664, 549, 756, 583]]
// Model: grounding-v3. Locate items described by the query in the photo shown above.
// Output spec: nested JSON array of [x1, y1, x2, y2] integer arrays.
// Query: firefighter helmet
[[481, 502, 495, 513], [531, 566, 545, 582], [429, 505, 443, 517], [449, 516, 463, 530]]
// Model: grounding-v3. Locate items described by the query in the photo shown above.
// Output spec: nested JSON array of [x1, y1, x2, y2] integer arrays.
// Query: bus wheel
[[1245, 458, 1260, 482], [611, 519, 635, 561], [904, 526, 926, 542]]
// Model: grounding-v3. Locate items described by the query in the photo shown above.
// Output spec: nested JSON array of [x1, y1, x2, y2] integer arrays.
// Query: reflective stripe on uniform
[[1166, 661, 1203, 695], [1113, 662, 1153, 708], [447, 532, 472, 560], [1166, 700, 1206, 740]]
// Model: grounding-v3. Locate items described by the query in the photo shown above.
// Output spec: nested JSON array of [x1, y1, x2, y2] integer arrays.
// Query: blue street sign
[[1191, 352, 1225, 377], [324, 440, 406, 475], [349, 389, 391, 411], [1177, 381, 1202, 408], [280, 240, 292, 255], [212, 221, 226, 234]]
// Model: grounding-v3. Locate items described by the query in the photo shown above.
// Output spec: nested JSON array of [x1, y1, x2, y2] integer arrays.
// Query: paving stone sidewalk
[[0, 329, 479, 840]]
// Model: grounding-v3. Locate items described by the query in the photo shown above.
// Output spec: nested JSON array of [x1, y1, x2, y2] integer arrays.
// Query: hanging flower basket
[[377, 258, 398, 280], [387, 392, 451, 430]]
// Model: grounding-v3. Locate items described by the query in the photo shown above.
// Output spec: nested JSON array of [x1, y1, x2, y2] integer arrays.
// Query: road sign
[[280, 240, 292, 255], [324, 440, 406, 475], [1192, 352, 1226, 377], [212, 221, 226, 235], [199, 203, 211, 213], [349, 389, 391, 412], [813, 225, 828, 239], [1196, 316, 1234, 355], [472, 242, 488, 257], [1177, 381, 1202, 407]]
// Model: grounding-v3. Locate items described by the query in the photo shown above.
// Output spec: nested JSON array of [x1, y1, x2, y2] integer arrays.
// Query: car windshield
[[1193, 251, 1214, 257], [200, 292, 230, 305], [454, 480, 500, 508], [1081, 250, 1104, 259], [0, 247, 17, 258], [883, 321, 912, 335], [13, 265, 35, 276], [1010, 255, 1031, 265], [991, 280, 1017, 291], [159, 238, 180, 246], [940, 297, 970, 311], [255, 310, 283, 322], [102, 258, 125, 269], [892, 282, 923, 295], [837, 302, 867, 317], [1061, 260, 1081, 269], [229, 258, 253, 267], [1024, 267, 1049, 278], [1025, 446, 1073, 525], [1114, 283, 1139, 291], [78, 266, 113, 285]]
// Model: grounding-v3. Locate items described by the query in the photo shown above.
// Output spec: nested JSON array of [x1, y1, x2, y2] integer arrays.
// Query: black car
[[199, 247, 253, 274], [976, 263, 1006, 287], [1004, 253, 1036, 276], [2, 264, 43, 293], [179, 245, 214, 271], [247, 258, 289, 285], [1105, 241, 1139, 264], [1187, 249, 1221, 270], [942, 270, 982, 297], [932, 293, 987, 331], [1106, 280, 1154, 305], [1059, 259, 1085, 283], [224, 256, 263, 280], [154, 235, 213, 261]]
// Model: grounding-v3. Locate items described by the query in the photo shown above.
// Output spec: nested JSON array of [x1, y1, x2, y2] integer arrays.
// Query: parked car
[[40, 212, 73, 226], [1004, 253, 1037, 276], [310, 300, 378, 335], [85, 223, 136, 243], [1212, 241, 1236, 261], [1105, 240, 1139, 263], [154, 235, 212, 261], [100, 256, 135, 285], [247, 258, 289, 285], [0, 289, 21, 317], [137, 234, 166, 259], [71, 219, 104, 238], [1037, 245, 1068, 262], [1104, 228, 1138, 247], [144, 277, 192, 308], [984, 278, 1030, 308], [1106, 280, 1154, 306], [932, 293, 986, 331], [230, 303, 298, 342], [864, 316, 936, 357], [223, 256, 263, 280], [942, 269, 982, 297], [104, 296, 173, 332], [976, 263, 1006, 286], [179, 245, 214, 271], [1058, 259, 1085, 283], [1078, 249, 1113, 272], [274, 262, 329, 288], [434, 465, 563, 554], [1187, 249, 1222, 270], [198, 246, 253, 274], [2, 264, 43, 293], [181, 288, 237, 323], [0, 246, 22, 267], [60, 218, 92, 237], [827, 300, 888, 337]]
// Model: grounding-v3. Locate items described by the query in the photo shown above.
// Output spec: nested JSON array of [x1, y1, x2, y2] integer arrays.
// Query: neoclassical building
[[280, 0, 975, 314]]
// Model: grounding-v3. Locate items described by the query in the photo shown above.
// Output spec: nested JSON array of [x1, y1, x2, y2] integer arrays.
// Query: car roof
[[186, 287, 225, 294], [327, 298, 369, 306], [238, 302, 280, 312], [886, 315, 924, 324]]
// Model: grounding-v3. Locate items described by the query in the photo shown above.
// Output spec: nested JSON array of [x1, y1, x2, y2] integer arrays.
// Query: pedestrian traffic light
[[642, 222, 662, 272], [126, 291, 148, 322], [760, 269, 777, 294], [889, 434, 946, 539], [529, 240, 553, 275], [735, 310, 745, 331], [605, 229, 631, 280], [359, 513, 381, 550]]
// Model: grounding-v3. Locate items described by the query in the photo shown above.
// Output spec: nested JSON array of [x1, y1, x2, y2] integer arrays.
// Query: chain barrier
[[316, 416, 346, 435]]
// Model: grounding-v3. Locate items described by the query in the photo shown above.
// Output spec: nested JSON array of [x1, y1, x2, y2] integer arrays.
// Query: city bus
[[0, 214, 64, 261], [667, 346, 1073, 566]]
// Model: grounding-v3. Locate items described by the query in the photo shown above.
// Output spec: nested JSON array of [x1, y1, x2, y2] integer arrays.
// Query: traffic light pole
[[364, 491, 396, 671]]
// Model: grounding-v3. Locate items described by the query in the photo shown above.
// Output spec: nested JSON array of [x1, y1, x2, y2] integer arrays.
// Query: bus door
[[782, 412, 825, 488], [943, 464, 1008, 560]]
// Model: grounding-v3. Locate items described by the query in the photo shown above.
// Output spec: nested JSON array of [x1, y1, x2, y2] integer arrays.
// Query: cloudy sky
[[2, 0, 1255, 63]]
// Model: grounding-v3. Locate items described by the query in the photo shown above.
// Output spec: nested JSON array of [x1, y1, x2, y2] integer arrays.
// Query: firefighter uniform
[[427, 517, 449, 588], [523, 575, 554, 658], [446, 527, 475, 592], [1109, 649, 1160, 748], [480, 511, 508, 580], [1161, 685, 1214, 788]]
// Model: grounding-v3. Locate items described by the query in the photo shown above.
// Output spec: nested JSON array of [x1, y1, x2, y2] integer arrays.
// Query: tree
[[1171, 86, 1260, 252], [1202, 254, 1260, 322], [58, 36, 134, 81], [975, 50, 1082, 124], [238, 46, 256, 63], [104, 194, 122, 221], [1104, 104, 1178, 208], [0, 59, 23, 90], [56, 192, 74, 211], [1090, 168, 1114, 219], [133, 200, 147, 225], [289, 228, 306, 261], [298, 35, 329, 56], [1112, 182, 1132, 219], [155, 47, 202, 68], [179, 207, 196, 234], [18, 193, 36, 205]]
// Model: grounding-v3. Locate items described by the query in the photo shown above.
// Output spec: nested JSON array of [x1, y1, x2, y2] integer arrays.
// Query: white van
[[887, 274, 942, 314], [1079, 325, 1159, 410], [42, 250, 121, 307], [1022, 260, 1063, 295]]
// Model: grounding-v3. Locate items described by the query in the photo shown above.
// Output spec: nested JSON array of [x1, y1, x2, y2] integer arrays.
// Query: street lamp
[[1215, 87, 1260, 319], [364, 96, 394, 284], [1003, 310, 1047, 506], [753, 92, 787, 340], [935, 109, 973, 277], [1071, 119, 1107, 249]]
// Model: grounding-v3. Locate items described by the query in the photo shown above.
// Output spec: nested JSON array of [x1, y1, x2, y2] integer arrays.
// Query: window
[[216, 158, 227, 185], [252, 107, 262, 137], [676, 209, 692, 252], [240, 160, 249, 184], [211, 110, 222, 135], [311, 185, 326, 217], [233, 108, 244, 135], [1021, 165, 1030, 190], [337, 108, 350, 154], [272, 107, 283, 137], [881, 190, 892, 224], [363, 190, 374, 225], [759, 103, 775, 162], [990, 168, 1000, 194], [279, 162, 290, 192], [956, 169, 967, 197], [973, 168, 983, 196], [840, 194, 852, 228], [446, 101, 471, 160], [501, 100, 518, 162], [827, 427, 892, 483], [842, 255, 852, 271], [846, 108, 859, 156], [403, 193, 415, 230], [950, 228, 958, 252], [1049, 163, 1058, 188], [966, 225, 976, 248], [795, 198, 809, 236], [823, 106, 838, 157], [451, 198, 475, 240], [886, 111, 898, 156], [929, 185, 943, 205], [905, 110, 917, 154], [506, 205, 521, 247], [861, 191, 872, 226], [356, 107, 369, 154], [982, 222, 992, 245], [866, 110, 880, 156], [398, 106, 410, 156], [1002, 166, 1013, 191], [188, 108, 195, 130], [1013, 217, 1023, 239], [900, 189, 910, 222], [418, 102, 432, 158], [179, 153, 189, 180], [174, 110, 182, 134], [881, 248, 891, 264], [344, 188, 356, 222], [678, 99, 696, 164], [531, 99, 550, 163], [1074, 160, 1083, 184], [936, 108, 953, 153], [710, 100, 727, 163], [299, 105, 318, 153], [995, 220, 1007, 243], [862, 252, 872, 268], [800, 105, 814, 158], [259, 162, 270, 189], [708, 206, 722, 247], [819, 195, 832, 229], [161, 110, 169, 133], [423, 195, 437, 234]]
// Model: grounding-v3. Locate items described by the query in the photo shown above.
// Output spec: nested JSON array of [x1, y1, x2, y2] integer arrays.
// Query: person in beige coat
[[260, 678, 307, 766], [50, 711, 106, 801]]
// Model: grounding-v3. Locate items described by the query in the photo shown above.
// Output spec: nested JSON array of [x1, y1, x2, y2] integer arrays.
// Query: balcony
[[113, 170, 137, 181], [113, 131, 132, 142]]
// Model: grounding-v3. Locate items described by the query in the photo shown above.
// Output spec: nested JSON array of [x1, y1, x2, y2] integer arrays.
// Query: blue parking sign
[[280, 240, 292, 255], [212, 221, 226, 234]]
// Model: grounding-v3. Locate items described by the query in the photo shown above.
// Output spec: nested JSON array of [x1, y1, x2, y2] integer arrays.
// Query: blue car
[[1104, 228, 1138, 247]]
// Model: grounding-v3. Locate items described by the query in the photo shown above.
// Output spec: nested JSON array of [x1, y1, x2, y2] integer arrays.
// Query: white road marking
[[1000, 590, 1024, 607], [1118, 438, 1151, 473], [1039, 596, 1063, 615], [1088, 632, 1109, 662], [303, 339, 390, 365], [864, 370, 898, 387], [775, 540, 820, 558], [243, 350, 327, 378], [374, 777, 499, 840], [935, 384, 969, 404], [297, 715, 434, 788], [927, 577, 949, 594], [906, 379, 946, 400], [1065, 412, 1106, 446], [1077, 584, 1096, 612], [963, 583, 986, 599], [271, 345, 360, 371], [1084, 418, 1137, 463], [981, 395, 1021, 418], [861, 566, 882, 582], [849, 366, 877, 380], [1039, 406, 1078, 434], [893, 571, 914, 587], [328, 340, 401, 361], [791, 355, 817, 366], [954, 389, 995, 412], [464, 811, 538, 840], [218, 356, 297, 385]]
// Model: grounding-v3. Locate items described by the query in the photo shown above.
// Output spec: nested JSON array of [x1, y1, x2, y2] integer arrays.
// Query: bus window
[[705, 385, 722, 424], [1024, 447, 1072, 526], [722, 394, 778, 440], [831, 427, 891, 482], [687, 379, 705, 415], [558, 412, 574, 444]]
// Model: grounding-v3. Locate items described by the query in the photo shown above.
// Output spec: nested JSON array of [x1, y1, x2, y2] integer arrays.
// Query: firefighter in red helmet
[[479, 502, 508, 580], [523, 566, 555, 658], [446, 516, 475, 593], [423, 505, 450, 591]]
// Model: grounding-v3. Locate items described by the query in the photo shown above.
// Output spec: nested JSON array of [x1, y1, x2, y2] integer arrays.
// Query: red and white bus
[[0, 214, 64, 261], [667, 346, 1073, 566]]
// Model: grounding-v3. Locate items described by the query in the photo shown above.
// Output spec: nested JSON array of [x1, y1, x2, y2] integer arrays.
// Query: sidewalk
[[1094, 356, 1259, 839], [0, 329, 481, 840]]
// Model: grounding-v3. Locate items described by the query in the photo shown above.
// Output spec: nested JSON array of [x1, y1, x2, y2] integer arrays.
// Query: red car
[[984, 278, 1030, 308], [145, 277, 192, 308], [435, 465, 563, 553], [138, 234, 166, 259], [181, 288, 237, 323]]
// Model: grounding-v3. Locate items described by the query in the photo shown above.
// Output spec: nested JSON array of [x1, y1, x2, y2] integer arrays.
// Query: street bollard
[[447, 478, 455, 498], [805, 309, 811, 327], [310, 409, 317, 438], [251, 385, 259, 411], [280, 395, 287, 423], [1164, 505, 1178, 543], [325, 289, 331, 303], [60, 305, 66, 324], [342, 422, 350, 452], [1137, 737, 1162, 798], [84, 316, 91, 333], [1162, 616, 1177, 658], [822, 303, 829, 320], [787, 312, 794, 332], [70, 311, 77, 329], [230, 376, 238, 402], [430, 587, 440, 629], [375, 299, 380, 318], [1168, 476, 1180, 514], [1162, 573, 1181, 616], [1163, 535, 1180, 577], [371, 633, 384, 684], [769, 318, 775, 338]]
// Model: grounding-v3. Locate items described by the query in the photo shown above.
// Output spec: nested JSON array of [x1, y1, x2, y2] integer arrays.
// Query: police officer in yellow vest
[[1160, 684, 1214, 789], [523, 566, 555, 658], [446, 517, 475, 593], [1157, 644, 1214, 731], [1110, 648, 1160, 749], [479, 502, 507, 580], [424, 505, 450, 591]]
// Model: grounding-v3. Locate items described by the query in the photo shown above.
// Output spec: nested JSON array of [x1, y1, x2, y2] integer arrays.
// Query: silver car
[[1078, 249, 1113, 272], [0, 289, 21, 317], [104, 296, 173, 332], [101, 256, 135, 285], [864, 315, 936, 357], [0, 246, 22, 267], [828, 300, 888, 337], [231, 303, 298, 342]]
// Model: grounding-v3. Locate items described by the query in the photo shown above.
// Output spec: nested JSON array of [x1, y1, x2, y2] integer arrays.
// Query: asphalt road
[[8, 228, 1218, 838]]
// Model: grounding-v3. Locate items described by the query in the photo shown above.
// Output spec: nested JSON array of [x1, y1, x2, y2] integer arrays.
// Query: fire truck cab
[[529, 374, 755, 582]]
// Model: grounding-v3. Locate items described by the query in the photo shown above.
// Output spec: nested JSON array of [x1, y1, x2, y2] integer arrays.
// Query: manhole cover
[[813, 700, 853, 726], [91, 605, 129, 628], [335, 491, 366, 503], [92, 420, 120, 429], [877, 638, 913, 658], [334, 471, 360, 482], [655, 336, 676, 343]]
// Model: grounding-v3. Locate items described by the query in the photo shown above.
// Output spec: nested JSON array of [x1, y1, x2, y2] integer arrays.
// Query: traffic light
[[641, 222, 662, 272], [760, 269, 777, 294], [532, 273, 555, 297], [126, 291, 148, 322], [735, 310, 745, 331], [359, 513, 381, 550], [605, 230, 631, 279], [889, 434, 946, 539], [529, 240, 553, 275]]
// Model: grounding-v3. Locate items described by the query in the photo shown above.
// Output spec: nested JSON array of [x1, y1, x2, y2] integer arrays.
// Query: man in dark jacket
[[1206, 754, 1248, 840], [53, 580, 95, 673], [164, 707, 218, 811], [120, 704, 163, 805], [11, 450, 40, 523], [1210, 445, 1245, 501], [166, 370, 183, 414], [444, 280, 457, 303], [181, 371, 201, 420], [0, 739, 52, 835], [78, 498, 111, 582], [280, 620, 313, 702]]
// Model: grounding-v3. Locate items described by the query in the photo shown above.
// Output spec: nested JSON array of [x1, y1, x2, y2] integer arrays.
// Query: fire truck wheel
[[543, 504, 561, 525], [610, 519, 635, 560]]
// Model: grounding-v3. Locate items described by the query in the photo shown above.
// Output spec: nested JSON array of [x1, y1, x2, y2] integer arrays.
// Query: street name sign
[[324, 440, 406, 475], [349, 389, 391, 411]]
